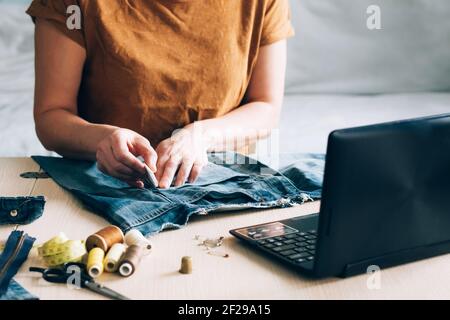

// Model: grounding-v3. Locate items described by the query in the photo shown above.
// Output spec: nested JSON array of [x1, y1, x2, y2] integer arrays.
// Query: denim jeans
[[0, 196, 45, 225], [33, 152, 325, 236], [0, 280, 38, 301], [0, 198, 43, 300]]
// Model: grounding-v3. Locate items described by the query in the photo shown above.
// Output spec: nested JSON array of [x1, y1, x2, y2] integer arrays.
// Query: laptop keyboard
[[255, 230, 317, 265]]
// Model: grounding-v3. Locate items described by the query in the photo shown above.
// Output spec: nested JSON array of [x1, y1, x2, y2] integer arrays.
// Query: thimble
[[179, 256, 193, 274]]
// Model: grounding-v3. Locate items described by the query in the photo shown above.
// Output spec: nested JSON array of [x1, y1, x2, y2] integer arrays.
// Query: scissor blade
[[84, 281, 130, 300]]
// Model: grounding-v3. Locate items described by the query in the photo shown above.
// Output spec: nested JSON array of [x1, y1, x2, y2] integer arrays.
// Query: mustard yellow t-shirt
[[27, 0, 294, 147]]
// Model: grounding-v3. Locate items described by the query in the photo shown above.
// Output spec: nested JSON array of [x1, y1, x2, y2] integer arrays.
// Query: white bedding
[[0, 3, 52, 157], [0, 3, 449, 157]]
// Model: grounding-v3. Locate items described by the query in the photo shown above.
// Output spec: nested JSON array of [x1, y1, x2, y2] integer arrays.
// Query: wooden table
[[1, 158, 449, 300]]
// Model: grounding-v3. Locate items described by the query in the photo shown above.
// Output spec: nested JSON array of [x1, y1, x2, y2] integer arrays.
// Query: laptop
[[230, 114, 450, 278]]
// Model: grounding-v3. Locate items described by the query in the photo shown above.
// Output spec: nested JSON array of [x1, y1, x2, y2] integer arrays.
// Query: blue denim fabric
[[0, 280, 38, 301], [0, 198, 43, 300], [0, 231, 36, 300], [0, 196, 45, 225], [32, 152, 324, 236]]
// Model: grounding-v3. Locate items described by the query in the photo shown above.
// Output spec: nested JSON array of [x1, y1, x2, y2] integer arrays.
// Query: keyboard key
[[298, 232, 307, 236], [304, 235, 316, 240], [306, 239, 316, 245], [288, 253, 309, 260], [267, 239, 275, 243], [283, 239, 296, 245], [285, 233, 298, 239], [274, 236, 283, 241], [296, 258, 307, 264], [274, 242, 283, 246], [257, 240, 268, 245], [279, 250, 297, 256], [296, 241, 309, 247], [292, 252, 310, 259], [307, 230, 317, 234], [307, 256, 314, 261], [294, 247, 307, 253], [264, 244, 275, 249], [272, 244, 296, 252], [306, 245, 316, 251]]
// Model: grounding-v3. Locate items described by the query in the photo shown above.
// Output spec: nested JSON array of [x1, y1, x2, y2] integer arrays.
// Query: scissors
[[29, 262, 130, 300]]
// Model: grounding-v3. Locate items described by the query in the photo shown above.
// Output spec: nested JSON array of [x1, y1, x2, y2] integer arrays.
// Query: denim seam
[[119, 202, 182, 231]]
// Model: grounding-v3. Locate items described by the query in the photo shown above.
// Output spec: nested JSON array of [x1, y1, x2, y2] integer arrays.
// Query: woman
[[27, 0, 294, 189]]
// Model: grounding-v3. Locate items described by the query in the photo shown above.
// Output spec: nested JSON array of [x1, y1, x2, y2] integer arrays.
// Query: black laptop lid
[[315, 114, 450, 277]]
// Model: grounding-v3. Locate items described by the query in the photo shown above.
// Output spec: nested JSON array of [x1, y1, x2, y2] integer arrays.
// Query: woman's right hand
[[96, 128, 158, 188]]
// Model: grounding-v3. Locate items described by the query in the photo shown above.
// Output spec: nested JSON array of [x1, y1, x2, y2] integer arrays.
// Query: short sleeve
[[26, 0, 85, 48], [261, 0, 295, 46]]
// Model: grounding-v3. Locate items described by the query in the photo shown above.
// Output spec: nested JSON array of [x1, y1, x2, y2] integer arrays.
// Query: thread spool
[[86, 225, 124, 252], [118, 245, 144, 277], [124, 229, 152, 254], [87, 247, 105, 278], [179, 256, 193, 274], [104, 243, 127, 273]]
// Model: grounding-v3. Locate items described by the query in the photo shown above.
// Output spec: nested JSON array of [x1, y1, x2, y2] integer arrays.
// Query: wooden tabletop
[[1, 158, 449, 300]]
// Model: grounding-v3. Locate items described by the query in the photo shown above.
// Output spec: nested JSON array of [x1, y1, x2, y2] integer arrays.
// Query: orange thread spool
[[86, 225, 124, 252]]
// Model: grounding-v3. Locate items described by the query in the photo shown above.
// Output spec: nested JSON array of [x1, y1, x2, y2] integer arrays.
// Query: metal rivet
[[10, 209, 18, 217]]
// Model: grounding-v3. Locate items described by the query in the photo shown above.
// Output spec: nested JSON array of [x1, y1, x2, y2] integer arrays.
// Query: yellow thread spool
[[87, 247, 105, 278]]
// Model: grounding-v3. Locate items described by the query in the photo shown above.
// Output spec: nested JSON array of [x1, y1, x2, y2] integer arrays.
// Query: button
[[296, 258, 307, 264], [10, 209, 18, 217], [294, 247, 307, 253], [307, 256, 314, 261], [264, 244, 275, 249], [304, 235, 316, 240], [306, 239, 316, 245], [274, 242, 283, 246], [283, 239, 296, 245], [285, 233, 298, 239], [306, 245, 316, 251]]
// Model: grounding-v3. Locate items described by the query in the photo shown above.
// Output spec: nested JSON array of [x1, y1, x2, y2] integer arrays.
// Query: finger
[[188, 163, 204, 183], [155, 152, 170, 181], [103, 147, 141, 181], [126, 180, 144, 189], [111, 136, 146, 174], [159, 157, 181, 189], [134, 136, 158, 172], [174, 159, 194, 187]]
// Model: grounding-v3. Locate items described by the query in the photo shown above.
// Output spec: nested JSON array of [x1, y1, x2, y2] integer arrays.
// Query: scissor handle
[[29, 262, 92, 285]]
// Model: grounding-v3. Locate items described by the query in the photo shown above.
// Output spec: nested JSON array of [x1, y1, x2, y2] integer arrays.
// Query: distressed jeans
[[33, 152, 325, 236]]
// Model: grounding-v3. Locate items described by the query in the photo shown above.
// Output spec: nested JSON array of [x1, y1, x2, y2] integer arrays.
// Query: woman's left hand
[[155, 126, 209, 188]]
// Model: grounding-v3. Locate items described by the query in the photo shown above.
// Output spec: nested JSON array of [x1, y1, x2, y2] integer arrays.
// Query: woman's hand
[[156, 126, 209, 188], [96, 128, 158, 188]]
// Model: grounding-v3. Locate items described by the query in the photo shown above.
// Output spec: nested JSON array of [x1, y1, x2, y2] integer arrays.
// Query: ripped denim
[[33, 152, 325, 236]]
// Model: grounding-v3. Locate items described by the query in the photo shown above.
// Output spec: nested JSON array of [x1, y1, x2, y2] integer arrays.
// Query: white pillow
[[286, 0, 450, 94]]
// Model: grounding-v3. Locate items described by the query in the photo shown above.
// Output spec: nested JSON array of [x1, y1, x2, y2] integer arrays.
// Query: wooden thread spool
[[179, 256, 193, 274], [86, 225, 124, 252], [118, 245, 144, 277]]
